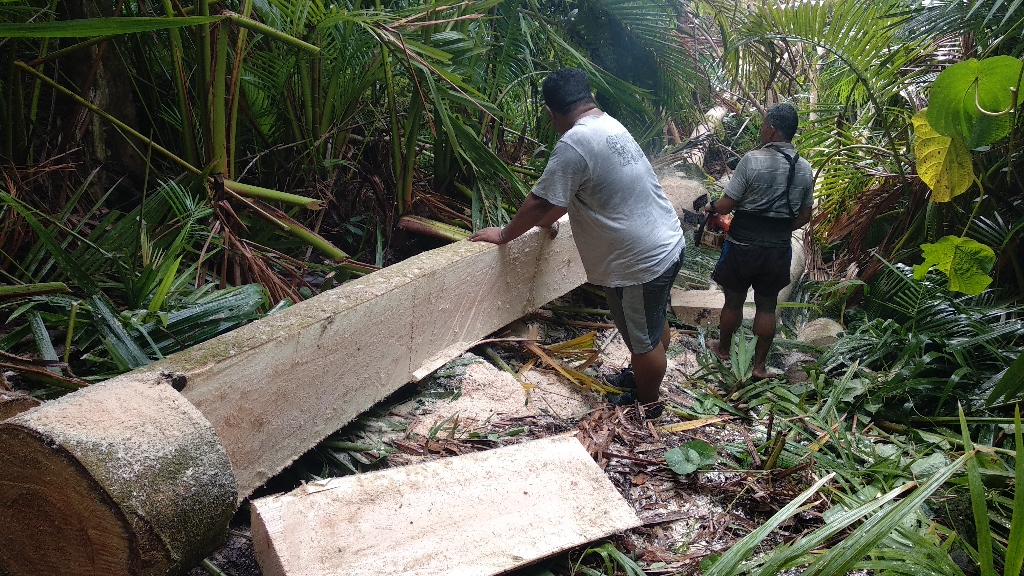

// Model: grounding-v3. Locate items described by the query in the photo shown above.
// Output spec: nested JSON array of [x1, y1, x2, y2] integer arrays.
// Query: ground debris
[[206, 310, 830, 575]]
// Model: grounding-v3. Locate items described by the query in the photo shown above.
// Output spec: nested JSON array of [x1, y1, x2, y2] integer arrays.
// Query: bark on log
[[0, 390, 40, 421], [0, 378, 235, 576], [681, 106, 728, 168]]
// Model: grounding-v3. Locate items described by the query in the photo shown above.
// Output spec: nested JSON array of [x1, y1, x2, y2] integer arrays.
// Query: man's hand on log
[[469, 223, 558, 245], [469, 227, 505, 244], [545, 221, 559, 239]]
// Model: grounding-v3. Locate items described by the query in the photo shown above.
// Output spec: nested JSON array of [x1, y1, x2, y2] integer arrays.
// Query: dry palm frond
[[398, 215, 470, 242], [524, 332, 619, 394]]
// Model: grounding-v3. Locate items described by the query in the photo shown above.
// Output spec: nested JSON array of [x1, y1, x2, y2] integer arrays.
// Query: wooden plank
[[250, 434, 641, 576], [174, 217, 585, 497]]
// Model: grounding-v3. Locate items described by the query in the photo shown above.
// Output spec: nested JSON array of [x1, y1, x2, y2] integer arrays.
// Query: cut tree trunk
[[0, 218, 586, 576], [0, 377, 236, 576], [682, 106, 728, 168]]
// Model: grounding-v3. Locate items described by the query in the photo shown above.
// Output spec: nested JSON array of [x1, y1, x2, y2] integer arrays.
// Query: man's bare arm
[[791, 207, 811, 230], [704, 195, 738, 215], [468, 193, 567, 244]]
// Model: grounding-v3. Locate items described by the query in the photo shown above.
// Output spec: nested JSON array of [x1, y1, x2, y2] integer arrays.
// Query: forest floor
[[190, 300, 825, 576]]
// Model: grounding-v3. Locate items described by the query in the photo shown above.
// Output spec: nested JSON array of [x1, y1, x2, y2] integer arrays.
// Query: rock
[[797, 318, 845, 347]]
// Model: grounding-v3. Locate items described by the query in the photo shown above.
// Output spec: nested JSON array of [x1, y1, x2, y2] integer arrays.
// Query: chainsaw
[[691, 195, 732, 250]]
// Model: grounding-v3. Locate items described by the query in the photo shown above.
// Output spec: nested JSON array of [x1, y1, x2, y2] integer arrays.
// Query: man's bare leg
[[709, 288, 746, 362], [632, 340, 667, 404], [751, 292, 778, 379]]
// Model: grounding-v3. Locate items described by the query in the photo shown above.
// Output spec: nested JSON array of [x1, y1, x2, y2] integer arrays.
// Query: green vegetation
[[1, 0, 1023, 574]]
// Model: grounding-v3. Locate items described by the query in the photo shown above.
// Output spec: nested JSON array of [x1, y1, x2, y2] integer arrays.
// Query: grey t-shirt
[[723, 142, 814, 247], [532, 114, 684, 287]]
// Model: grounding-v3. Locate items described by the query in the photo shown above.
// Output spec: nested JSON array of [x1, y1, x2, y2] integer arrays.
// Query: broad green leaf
[[912, 110, 974, 202], [927, 56, 1023, 148], [664, 446, 699, 475], [913, 235, 995, 295], [681, 440, 717, 466], [909, 452, 948, 477], [0, 16, 223, 38]]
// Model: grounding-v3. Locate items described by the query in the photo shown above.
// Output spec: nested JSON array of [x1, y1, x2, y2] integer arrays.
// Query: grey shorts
[[604, 252, 684, 354]]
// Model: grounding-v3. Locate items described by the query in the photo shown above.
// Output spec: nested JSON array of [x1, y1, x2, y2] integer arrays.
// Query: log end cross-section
[[0, 379, 236, 576]]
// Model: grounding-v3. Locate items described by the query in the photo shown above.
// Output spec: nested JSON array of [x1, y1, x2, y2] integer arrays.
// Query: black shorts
[[711, 241, 791, 297], [604, 253, 684, 354]]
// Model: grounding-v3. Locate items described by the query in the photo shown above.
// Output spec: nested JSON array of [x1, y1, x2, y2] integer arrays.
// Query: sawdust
[[408, 359, 596, 437], [201, 318, 824, 576]]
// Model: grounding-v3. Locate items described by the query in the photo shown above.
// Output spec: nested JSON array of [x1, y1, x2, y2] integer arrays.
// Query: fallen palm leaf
[[543, 331, 598, 354], [540, 331, 602, 368], [524, 341, 618, 394], [657, 416, 732, 433], [0, 282, 70, 301], [807, 421, 842, 452], [398, 215, 470, 242]]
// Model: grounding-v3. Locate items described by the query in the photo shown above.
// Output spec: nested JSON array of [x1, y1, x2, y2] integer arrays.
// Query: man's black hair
[[765, 102, 799, 141], [542, 68, 595, 116]]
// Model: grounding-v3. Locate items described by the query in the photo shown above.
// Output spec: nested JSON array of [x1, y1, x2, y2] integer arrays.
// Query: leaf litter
[[190, 298, 834, 576]]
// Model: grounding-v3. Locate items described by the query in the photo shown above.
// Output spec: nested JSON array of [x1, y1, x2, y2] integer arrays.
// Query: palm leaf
[[802, 453, 969, 576]]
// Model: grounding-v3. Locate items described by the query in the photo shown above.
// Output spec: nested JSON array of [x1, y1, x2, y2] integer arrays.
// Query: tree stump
[[0, 378, 235, 576]]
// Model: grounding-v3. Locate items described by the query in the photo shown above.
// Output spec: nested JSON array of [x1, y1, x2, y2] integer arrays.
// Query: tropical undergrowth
[[675, 257, 1024, 576], [0, 0, 706, 388]]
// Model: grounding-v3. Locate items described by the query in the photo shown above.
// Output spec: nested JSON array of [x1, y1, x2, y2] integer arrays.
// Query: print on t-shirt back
[[606, 133, 645, 166]]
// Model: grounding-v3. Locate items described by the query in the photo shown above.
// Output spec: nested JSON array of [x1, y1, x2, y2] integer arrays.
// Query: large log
[[0, 219, 585, 576], [0, 378, 235, 576], [176, 217, 584, 497]]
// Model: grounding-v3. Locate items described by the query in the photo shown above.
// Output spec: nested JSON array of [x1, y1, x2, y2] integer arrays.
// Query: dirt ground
[[190, 323, 820, 576]]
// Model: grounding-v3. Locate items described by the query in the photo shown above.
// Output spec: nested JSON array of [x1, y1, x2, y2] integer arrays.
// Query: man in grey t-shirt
[[470, 68, 684, 417], [702, 103, 813, 380]]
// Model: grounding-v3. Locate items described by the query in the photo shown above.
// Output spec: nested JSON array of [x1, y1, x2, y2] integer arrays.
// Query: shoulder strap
[[762, 143, 799, 219]]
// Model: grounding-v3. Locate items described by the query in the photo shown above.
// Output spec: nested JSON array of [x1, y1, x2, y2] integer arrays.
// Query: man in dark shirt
[[703, 103, 813, 380]]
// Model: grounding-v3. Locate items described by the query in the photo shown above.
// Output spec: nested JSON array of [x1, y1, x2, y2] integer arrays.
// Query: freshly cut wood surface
[[0, 379, 236, 576], [251, 434, 642, 576], [174, 217, 585, 497]]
